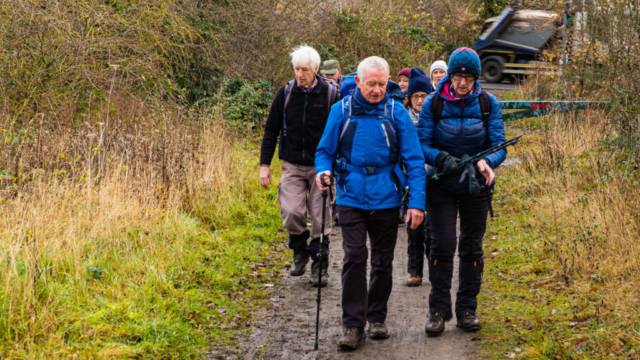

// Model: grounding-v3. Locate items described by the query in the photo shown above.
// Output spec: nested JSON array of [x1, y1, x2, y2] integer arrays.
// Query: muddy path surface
[[240, 227, 480, 360]]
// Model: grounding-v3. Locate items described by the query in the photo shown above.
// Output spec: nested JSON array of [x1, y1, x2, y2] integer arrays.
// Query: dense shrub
[[209, 76, 274, 131]]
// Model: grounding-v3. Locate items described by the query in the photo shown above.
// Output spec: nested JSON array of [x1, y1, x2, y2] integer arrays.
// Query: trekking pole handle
[[320, 175, 333, 188]]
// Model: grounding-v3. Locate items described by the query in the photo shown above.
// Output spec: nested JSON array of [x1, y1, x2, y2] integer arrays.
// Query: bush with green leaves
[[207, 75, 274, 131]]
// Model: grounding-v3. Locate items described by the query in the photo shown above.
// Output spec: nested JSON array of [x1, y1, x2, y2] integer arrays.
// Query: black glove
[[435, 151, 462, 176], [459, 154, 481, 197]]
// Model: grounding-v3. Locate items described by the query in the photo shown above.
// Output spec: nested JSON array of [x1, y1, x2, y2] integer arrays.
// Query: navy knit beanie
[[407, 67, 433, 96], [447, 47, 481, 77]]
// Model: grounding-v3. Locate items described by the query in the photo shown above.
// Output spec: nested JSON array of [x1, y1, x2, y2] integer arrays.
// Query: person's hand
[[406, 209, 424, 230], [259, 166, 272, 190], [316, 171, 331, 191], [477, 159, 495, 185], [435, 151, 462, 176]]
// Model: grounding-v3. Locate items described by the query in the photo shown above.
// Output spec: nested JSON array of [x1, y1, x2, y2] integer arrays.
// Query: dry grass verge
[[479, 110, 640, 358], [0, 107, 286, 358]]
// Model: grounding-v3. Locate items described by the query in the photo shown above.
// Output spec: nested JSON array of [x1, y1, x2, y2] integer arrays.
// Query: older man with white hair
[[315, 56, 426, 350], [260, 45, 340, 286]]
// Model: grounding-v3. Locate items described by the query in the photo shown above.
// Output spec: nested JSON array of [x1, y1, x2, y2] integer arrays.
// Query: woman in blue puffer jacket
[[418, 48, 506, 337]]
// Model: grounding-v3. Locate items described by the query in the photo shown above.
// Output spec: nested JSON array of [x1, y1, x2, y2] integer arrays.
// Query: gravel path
[[241, 226, 480, 360]]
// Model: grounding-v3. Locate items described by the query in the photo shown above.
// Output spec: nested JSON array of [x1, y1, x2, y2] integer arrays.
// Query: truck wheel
[[482, 60, 504, 83]]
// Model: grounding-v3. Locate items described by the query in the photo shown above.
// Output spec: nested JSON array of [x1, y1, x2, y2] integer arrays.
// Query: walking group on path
[[259, 44, 506, 351]]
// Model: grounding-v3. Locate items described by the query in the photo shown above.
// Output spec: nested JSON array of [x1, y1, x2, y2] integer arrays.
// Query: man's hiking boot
[[290, 251, 309, 277], [406, 274, 422, 287], [456, 313, 481, 332], [425, 312, 448, 337], [311, 261, 328, 287], [338, 327, 365, 350], [367, 322, 390, 340]]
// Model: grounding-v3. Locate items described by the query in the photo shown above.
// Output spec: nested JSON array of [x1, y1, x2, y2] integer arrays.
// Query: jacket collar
[[352, 88, 389, 112], [293, 75, 323, 94]]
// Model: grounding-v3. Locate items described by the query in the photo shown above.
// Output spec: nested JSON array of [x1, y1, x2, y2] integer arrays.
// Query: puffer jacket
[[315, 89, 426, 211], [417, 75, 506, 193]]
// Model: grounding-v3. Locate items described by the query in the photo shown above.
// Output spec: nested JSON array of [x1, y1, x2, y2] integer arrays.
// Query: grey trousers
[[277, 161, 331, 239]]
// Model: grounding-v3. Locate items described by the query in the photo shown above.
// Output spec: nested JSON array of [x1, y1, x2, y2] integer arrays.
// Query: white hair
[[357, 56, 390, 81], [290, 45, 321, 71]]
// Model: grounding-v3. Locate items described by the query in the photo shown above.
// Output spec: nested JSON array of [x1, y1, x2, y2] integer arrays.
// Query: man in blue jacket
[[315, 56, 427, 350], [418, 48, 506, 336]]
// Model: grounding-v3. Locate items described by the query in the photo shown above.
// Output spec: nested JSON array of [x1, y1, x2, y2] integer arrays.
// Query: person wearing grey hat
[[321, 59, 344, 89], [429, 60, 448, 89]]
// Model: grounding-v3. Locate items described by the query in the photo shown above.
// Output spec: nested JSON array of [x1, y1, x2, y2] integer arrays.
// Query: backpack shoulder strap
[[327, 82, 338, 111], [282, 80, 295, 136], [431, 94, 445, 127], [478, 91, 493, 147], [283, 80, 295, 110], [478, 91, 492, 126]]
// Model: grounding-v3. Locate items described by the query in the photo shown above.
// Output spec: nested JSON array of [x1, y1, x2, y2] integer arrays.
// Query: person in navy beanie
[[418, 47, 507, 336], [403, 67, 433, 288], [447, 47, 481, 78]]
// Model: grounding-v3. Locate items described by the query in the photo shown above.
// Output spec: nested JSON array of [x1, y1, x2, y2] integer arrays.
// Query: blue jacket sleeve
[[315, 101, 343, 175], [394, 102, 427, 211], [483, 93, 507, 169], [417, 93, 441, 167]]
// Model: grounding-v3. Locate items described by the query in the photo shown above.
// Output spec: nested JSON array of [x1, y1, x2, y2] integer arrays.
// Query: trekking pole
[[428, 135, 523, 182], [314, 175, 331, 350]]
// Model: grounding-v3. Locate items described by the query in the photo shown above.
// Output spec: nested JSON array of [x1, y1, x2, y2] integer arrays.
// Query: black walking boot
[[290, 250, 309, 276], [311, 260, 328, 287], [309, 236, 329, 286], [288, 231, 310, 276], [425, 312, 448, 337], [456, 313, 481, 331]]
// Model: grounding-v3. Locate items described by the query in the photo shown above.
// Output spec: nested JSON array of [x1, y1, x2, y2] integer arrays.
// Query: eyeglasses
[[451, 74, 476, 83], [410, 94, 427, 102]]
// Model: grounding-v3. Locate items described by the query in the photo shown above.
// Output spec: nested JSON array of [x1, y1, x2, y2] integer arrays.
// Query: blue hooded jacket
[[316, 89, 427, 211], [417, 75, 506, 193]]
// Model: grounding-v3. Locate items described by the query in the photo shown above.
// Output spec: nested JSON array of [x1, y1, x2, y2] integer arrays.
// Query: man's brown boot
[[456, 313, 481, 332], [290, 251, 309, 277], [337, 327, 365, 350], [405, 274, 422, 287], [425, 312, 446, 337], [367, 322, 390, 340]]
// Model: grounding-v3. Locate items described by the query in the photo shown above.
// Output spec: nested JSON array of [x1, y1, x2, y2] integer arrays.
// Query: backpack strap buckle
[[366, 167, 376, 175]]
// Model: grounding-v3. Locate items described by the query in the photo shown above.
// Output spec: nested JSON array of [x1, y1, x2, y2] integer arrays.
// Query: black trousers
[[338, 206, 399, 328], [427, 184, 489, 319], [407, 214, 432, 277]]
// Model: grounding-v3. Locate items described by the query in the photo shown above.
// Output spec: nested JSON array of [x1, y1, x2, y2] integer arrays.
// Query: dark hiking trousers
[[426, 184, 488, 319], [407, 214, 432, 277], [338, 206, 399, 328]]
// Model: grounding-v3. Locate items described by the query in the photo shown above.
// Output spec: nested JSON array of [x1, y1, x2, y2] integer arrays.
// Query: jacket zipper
[[458, 99, 465, 156], [381, 124, 390, 147], [302, 93, 308, 162]]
